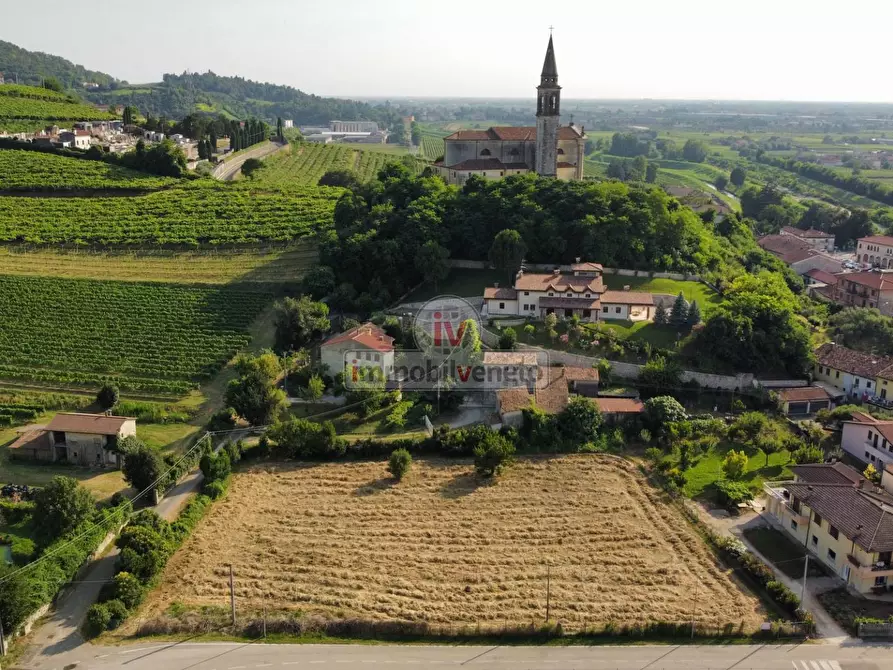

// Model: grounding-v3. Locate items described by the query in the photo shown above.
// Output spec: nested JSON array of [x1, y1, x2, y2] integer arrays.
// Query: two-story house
[[831, 271, 893, 315], [780, 226, 835, 252], [857, 235, 893, 268], [320, 322, 395, 379], [764, 462, 893, 594], [483, 261, 654, 323], [757, 234, 840, 276], [9, 412, 136, 466], [840, 410, 893, 472], [814, 343, 892, 400]]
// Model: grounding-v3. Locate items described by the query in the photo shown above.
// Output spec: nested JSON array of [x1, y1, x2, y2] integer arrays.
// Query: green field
[[682, 443, 793, 498], [403, 268, 505, 303], [0, 84, 115, 123], [0, 149, 179, 191], [602, 276, 723, 317], [0, 182, 338, 245], [251, 142, 411, 187], [0, 275, 273, 396]]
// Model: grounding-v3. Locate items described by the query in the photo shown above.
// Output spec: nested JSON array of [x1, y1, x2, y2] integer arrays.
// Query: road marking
[[792, 662, 841, 670]]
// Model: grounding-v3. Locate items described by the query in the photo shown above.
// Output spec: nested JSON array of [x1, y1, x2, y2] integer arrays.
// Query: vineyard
[[0, 85, 74, 102], [0, 183, 338, 245], [251, 142, 408, 186], [0, 275, 274, 396], [0, 96, 115, 122], [0, 149, 179, 191], [419, 134, 445, 161]]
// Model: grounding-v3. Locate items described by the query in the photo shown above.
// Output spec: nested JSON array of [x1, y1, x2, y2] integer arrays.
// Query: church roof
[[450, 158, 508, 171], [541, 35, 558, 78], [444, 125, 584, 142]]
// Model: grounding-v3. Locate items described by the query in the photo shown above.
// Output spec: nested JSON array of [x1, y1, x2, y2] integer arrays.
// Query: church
[[434, 35, 586, 185]]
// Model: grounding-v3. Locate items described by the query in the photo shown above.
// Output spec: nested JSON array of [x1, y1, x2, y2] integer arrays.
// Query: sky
[[4, 0, 893, 102]]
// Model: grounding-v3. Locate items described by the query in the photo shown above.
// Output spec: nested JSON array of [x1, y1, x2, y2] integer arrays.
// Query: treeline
[[317, 166, 736, 311], [0, 39, 118, 89]]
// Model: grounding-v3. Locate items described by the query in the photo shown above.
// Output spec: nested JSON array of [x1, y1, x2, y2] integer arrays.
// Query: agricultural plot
[[0, 149, 179, 191], [0, 243, 317, 284], [0, 275, 273, 396], [139, 456, 765, 631], [0, 183, 338, 245], [419, 134, 445, 161], [253, 143, 404, 187], [0, 96, 115, 122]]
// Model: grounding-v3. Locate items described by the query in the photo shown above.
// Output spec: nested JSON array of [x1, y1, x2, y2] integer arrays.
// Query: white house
[[840, 410, 893, 472], [857, 235, 893, 268], [483, 261, 654, 323], [320, 322, 395, 379]]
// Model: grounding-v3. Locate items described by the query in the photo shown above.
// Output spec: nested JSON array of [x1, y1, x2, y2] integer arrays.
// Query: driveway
[[212, 141, 287, 181]]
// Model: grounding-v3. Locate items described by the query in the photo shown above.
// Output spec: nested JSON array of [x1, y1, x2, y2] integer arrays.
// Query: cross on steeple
[[549, 25, 554, 34]]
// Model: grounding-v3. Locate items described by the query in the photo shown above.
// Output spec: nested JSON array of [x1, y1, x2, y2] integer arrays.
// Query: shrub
[[714, 480, 754, 507], [112, 571, 144, 610], [122, 443, 165, 495], [204, 480, 227, 500], [498, 327, 518, 350], [33, 476, 95, 545], [224, 439, 243, 465], [104, 599, 128, 630], [200, 451, 231, 484], [208, 407, 238, 431], [793, 444, 823, 464], [722, 449, 748, 480], [96, 384, 120, 410], [473, 432, 516, 477], [384, 401, 412, 432], [83, 603, 111, 638], [269, 418, 345, 458], [258, 435, 271, 458], [388, 448, 412, 481], [117, 546, 167, 582]]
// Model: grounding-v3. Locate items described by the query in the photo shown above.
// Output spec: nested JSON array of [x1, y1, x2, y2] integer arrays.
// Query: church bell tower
[[535, 34, 560, 177]]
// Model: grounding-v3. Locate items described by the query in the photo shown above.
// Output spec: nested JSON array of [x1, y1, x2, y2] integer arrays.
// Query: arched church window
[[480, 148, 491, 156], [557, 148, 565, 155]]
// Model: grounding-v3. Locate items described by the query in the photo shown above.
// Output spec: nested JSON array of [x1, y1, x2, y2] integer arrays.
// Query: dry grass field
[[137, 456, 766, 631]]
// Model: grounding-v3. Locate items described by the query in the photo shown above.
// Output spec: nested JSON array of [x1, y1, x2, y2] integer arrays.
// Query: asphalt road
[[39, 640, 893, 670], [213, 141, 287, 181]]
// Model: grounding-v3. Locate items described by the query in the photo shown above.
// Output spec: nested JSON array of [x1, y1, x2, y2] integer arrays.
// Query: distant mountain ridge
[[0, 40, 396, 127]]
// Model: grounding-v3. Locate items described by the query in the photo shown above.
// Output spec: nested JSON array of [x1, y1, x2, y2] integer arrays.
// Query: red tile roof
[[444, 130, 491, 141], [806, 269, 839, 285], [791, 462, 864, 486], [815, 343, 893, 378], [835, 271, 893, 291], [782, 226, 833, 239], [496, 367, 569, 415], [445, 125, 584, 142], [859, 235, 893, 246], [570, 262, 603, 272], [538, 296, 601, 309], [45, 413, 134, 435], [514, 271, 603, 293], [483, 286, 518, 300], [758, 234, 819, 264], [777, 386, 832, 403], [562, 366, 600, 382], [450, 158, 507, 171], [593, 397, 644, 414], [322, 323, 394, 352], [600, 290, 654, 306]]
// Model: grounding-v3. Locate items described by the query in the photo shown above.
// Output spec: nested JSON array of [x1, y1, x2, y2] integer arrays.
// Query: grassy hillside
[[0, 40, 117, 89]]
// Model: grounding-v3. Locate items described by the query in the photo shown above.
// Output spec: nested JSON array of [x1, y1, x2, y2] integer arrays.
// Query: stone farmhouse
[[9, 412, 136, 466], [434, 35, 586, 185], [483, 261, 655, 323], [320, 322, 395, 378]]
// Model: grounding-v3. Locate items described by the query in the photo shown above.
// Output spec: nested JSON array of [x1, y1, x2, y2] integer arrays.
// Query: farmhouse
[[757, 234, 840, 276], [780, 226, 835, 252], [813, 343, 892, 400], [483, 261, 655, 323], [764, 462, 893, 594], [320, 322, 395, 378], [8, 412, 136, 466], [434, 35, 586, 185]]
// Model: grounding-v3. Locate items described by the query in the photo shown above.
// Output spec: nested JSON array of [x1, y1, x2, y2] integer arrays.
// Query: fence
[[858, 622, 893, 638]]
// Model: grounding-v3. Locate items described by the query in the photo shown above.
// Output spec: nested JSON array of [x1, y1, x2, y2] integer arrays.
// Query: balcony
[[847, 554, 893, 578], [763, 482, 809, 524]]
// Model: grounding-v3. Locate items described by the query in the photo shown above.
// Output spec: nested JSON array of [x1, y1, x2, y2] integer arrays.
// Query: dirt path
[[212, 141, 287, 181]]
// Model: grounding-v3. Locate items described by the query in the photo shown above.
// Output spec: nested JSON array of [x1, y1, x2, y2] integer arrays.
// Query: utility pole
[[545, 565, 552, 623], [800, 554, 810, 604], [229, 564, 236, 626], [0, 618, 7, 657]]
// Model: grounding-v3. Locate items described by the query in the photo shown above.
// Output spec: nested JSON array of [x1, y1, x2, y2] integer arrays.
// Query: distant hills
[[0, 40, 397, 127]]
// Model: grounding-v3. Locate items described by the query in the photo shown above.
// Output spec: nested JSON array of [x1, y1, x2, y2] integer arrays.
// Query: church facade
[[434, 36, 586, 185]]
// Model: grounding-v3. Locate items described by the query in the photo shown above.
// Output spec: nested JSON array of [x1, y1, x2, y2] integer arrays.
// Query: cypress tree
[[209, 131, 217, 154], [670, 292, 688, 328], [687, 300, 701, 326], [653, 301, 667, 325]]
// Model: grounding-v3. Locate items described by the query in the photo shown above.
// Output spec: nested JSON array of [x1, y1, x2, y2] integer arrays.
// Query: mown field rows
[[0, 149, 179, 191], [0, 183, 338, 245], [0, 275, 273, 396], [137, 456, 766, 631], [0, 243, 317, 283]]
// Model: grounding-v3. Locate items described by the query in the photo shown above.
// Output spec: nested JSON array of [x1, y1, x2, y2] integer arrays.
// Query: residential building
[[857, 235, 893, 268], [330, 120, 379, 133], [757, 235, 840, 276], [320, 322, 395, 378], [8, 413, 136, 466], [304, 134, 332, 144], [283, 120, 293, 129], [495, 366, 569, 427], [831, 271, 893, 314], [840, 411, 893, 471], [593, 397, 644, 423], [483, 261, 654, 323], [562, 365, 600, 397], [814, 343, 891, 400], [776, 386, 833, 416], [764, 462, 893, 594], [435, 35, 586, 185], [780, 226, 835, 252]]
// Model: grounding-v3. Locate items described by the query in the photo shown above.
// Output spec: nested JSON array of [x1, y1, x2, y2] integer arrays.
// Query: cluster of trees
[[0, 39, 118, 89], [224, 351, 288, 426], [318, 165, 733, 312], [197, 138, 215, 160], [227, 118, 269, 152], [653, 293, 701, 329], [606, 155, 658, 183], [609, 132, 654, 157], [828, 308, 893, 355], [600, 134, 706, 164]]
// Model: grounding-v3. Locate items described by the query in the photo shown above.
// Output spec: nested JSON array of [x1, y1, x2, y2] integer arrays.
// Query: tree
[[653, 301, 668, 325], [473, 432, 516, 477], [560, 396, 603, 445], [34, 476, 94, 543], [544, 312, 558, 332], [669, 292, 689, 328], [388, 448, 412, 481], [645, 162, 658, 183], [209, 130, 217, 154], [682, 139, 707, 163], [584, 139, 595, 155], [714, 175, 729, 191], [0, 563, 32, 633], [643, 396, 687, 431], [523, 323, 536, 341], [241, 157, 263, 178], [488, 229, 527, 283], [43, 76, 63, 92], [225, 370, 287, 426], [828, 308, 893, 354], [715, 480, 753, 507], [686, 300, 701, 326], [414, 240, 450, 291], [302, 374, 325, 401], [96, 384, 119, 410], [276, 117, 284, 142], [200, 450, 231, 484], [722, 449, 748, 480], [498, 327, 518, 351], [122, 442, 164, 494], [273, 296, 331, 353], [301, 265, 336, 300], [319, 169, 359, 189], [730, 167, 746, 187], [83, 603, 111, 638], [792, 444, 823, 464], [864, 463, 881, 484]]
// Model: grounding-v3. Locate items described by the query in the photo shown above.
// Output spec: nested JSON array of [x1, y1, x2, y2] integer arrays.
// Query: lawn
[[136, 422, 202, 454], [601, 277, 723, 319], [126, 455, 766, 633], [741, 527, 828, 579], [682, 443, 794, 498], [404, 268, 505, 303], [0, 507, 37, 564]]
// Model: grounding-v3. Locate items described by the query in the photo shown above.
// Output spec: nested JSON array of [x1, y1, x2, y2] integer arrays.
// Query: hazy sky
[[4, 0, 892, 102]]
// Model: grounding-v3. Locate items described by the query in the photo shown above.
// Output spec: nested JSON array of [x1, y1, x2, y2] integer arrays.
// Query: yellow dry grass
[[141, 456, 766, 630]]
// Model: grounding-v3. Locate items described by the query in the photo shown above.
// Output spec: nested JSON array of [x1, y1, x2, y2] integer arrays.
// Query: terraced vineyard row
[[0, 275, 273, 396], [252, 142, 407, 187], [0, 85, 74, 102], [419, 134, 444, 161], [0, 96, 115, 122], [0, 149, 179, 191], [0, 183, 338, 245]]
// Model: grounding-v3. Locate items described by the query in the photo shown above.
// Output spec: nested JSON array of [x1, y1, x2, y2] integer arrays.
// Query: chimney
[[857, 479, 866, 489], [553, 267, 561, 275], [623, 285, 631, 291], [494, 282, 499, 289], [575, 257, 581, 264], [516, 269, 523, 279]]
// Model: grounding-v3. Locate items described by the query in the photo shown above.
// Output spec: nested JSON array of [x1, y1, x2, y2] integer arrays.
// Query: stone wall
[[446, 259, 700, 282]]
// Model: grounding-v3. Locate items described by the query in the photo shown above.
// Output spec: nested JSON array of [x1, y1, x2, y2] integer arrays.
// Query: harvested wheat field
[[140, 455, 766, 631]]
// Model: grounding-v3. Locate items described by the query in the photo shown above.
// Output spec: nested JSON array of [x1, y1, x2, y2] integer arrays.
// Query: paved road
[[213, 141, 287, 181], [35, 640, 893, 670]]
